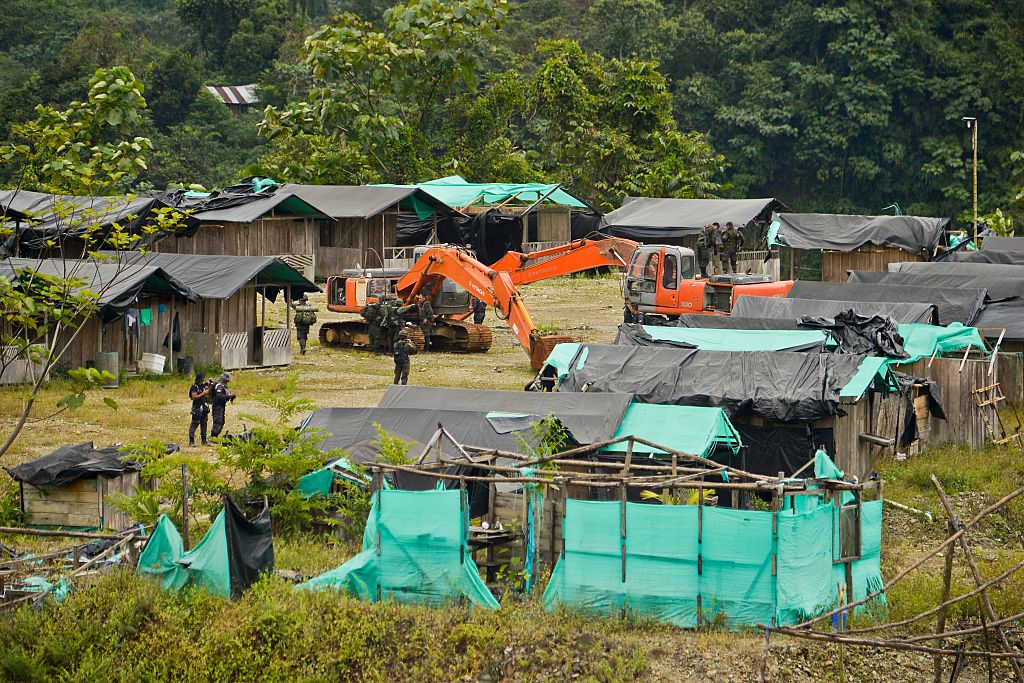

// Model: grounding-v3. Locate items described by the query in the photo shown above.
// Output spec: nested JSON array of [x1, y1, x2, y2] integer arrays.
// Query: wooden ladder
[[972, 382, 1024, 449]]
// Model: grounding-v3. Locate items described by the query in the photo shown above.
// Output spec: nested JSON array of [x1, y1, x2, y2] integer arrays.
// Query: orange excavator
[[319, 237, 638, 356], [395, 246, 577, 369]]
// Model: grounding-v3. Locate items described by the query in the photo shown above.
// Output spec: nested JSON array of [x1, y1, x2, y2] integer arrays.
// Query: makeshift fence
[[303, 428, 884, 631]]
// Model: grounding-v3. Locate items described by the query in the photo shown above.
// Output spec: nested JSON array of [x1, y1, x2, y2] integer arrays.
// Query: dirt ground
[[0, 274, 1014, 681]]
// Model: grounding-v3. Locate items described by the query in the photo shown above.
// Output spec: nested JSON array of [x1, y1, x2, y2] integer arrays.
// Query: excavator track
[[319, 320, 489, 353], [432, 320, 493, 353], [319, 322, 426, 351]]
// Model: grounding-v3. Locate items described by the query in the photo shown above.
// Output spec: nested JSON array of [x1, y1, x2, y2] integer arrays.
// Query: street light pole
[[963, 116, 978, 244]]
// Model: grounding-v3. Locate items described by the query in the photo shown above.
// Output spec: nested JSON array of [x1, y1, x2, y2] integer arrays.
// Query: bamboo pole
[[0, 526, 139, 541], [933, 521, 957, 683], [767, 626, 1024, 660], [931, 475, 1021, 681]]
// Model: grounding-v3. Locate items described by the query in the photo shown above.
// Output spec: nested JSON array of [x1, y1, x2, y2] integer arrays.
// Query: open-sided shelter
[[105, 252, 318, 370], [769, 212, 948, 282], [0, 257, 195, 382], [374, 175, 593, 264], [601, 197, 782, 276]]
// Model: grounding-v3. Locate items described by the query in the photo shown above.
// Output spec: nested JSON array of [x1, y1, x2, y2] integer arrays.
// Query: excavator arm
[[490, 237, 638, 285], [396, 247, 570, 369]]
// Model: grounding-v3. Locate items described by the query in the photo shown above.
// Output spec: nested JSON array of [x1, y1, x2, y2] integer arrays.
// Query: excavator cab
[[624, 245, 788, 319]]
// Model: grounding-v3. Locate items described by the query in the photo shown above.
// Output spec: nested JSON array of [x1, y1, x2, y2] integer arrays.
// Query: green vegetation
[[4, 0, 1020, 221], [0, 570, 650, 682]]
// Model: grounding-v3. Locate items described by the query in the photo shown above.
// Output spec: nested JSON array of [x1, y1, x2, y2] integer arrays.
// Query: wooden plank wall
[[534, 208, 571, 243], [900, 358, 993, 449], [821, 247, 925, 283], [492, 490, 563, 570], [996, 353, 1023, 404], [154, 217, 316, 261], [101, 471, 144, 531], [23, 478, 102, 528]]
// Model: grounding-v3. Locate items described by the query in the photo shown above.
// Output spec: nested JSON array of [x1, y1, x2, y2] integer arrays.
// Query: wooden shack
[[107, 253, 319, 371], [6, 442, 154, 531], [771, 212, 948, 283], [151, 191, 326, 281], [280, 184, 459, 276]]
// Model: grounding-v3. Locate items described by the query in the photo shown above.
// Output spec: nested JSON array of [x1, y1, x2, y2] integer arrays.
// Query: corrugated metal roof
[[203, 84, 260, 106]]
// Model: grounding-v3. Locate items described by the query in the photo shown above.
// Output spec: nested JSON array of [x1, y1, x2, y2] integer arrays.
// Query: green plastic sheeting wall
[[300, 489, 499, 609], [137, 512, 231, 597], [542, 498, 884, 629]]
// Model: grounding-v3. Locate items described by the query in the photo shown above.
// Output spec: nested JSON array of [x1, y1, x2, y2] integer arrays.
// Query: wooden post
[[181, 464, 191, 551], [285, 285, 292, 332], [932, 474, 1023, 682], [933, 521, 956, 683]]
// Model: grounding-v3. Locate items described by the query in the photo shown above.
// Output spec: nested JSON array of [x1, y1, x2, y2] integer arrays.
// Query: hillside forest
[[1, 0, 1022, 224]]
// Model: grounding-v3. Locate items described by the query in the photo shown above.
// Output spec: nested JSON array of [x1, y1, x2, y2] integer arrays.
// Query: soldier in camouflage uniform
[[360, 301, 383, 353], [290, 295, 317, 354], [392, 329, 417, 385], [417, 295, 434, 351], [721, 221, 745, 274], [380, 298, 404, 351]]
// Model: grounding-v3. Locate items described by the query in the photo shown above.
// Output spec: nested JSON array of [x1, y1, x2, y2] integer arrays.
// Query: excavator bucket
[[530, 334, 574, 371]]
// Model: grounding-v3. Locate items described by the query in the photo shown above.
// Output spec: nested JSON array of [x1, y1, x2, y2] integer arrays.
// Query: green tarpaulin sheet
[[602, 404, 742, 458], [376, 175, 587, 209], [300, 488, 499, 609], [636, 326, 829, 352], [895, 323, 987, 364], [297, 456, 368, 498], [138, 513, 231, 597], [541, 497, 884, 629]]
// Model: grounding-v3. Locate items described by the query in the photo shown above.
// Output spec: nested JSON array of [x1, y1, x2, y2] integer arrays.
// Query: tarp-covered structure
[[542, 495, 883, 629], [614, 323, 828, 353], [787, 280, 985, 326], [103, 252, 319, 301], [543, 343, 892, 422], [301, 488, 499, 609], [0, 190, 199, 257], [769, 212, 948, 253], [602, 404, 742, 458], [733, 295, 938, 324], [156, 183, 329, 223], [600, 197, 780, 242], [5, 442, 141, 487], [0, 257, 195, 324], [137, 498, 274, 599], [883, 262, 1024, 343], [281, 183, 453, 221]]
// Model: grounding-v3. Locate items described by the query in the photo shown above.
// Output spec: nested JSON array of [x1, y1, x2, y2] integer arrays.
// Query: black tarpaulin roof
[[787, 280, 986, 326], [302, 407, 562, 461], [104, 252, 318, 300], [550, 344, 887, 423], [5, 442, 140, 487], [377, 385, 632, 445], [0, 257, 196, 323], [0, 190, 197, 256], [600, 197, 781, 240], [849, 269, 1024, 303], [771, 212, 948, 253], [732, 295, 938, 324], [982, 237, 1024, 252], [280, 184, 456, 219], [974, 300, 1024, 342], [952, 251, 1024, 265]]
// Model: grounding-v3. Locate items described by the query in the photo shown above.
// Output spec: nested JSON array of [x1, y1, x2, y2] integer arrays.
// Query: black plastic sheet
[[553, 345, 876, 423], [788, 280, 985, 326], [798, 310, 908, 357], [601, 198, 779, 240], [849, 269, 1024, 302], [733, 295, 937, 324], [6, 442, 142, 487], [669, 315, 805, 330], [734, 425, 836, 477], [772, 212, 947, 253], [223, 496, 275, 599]]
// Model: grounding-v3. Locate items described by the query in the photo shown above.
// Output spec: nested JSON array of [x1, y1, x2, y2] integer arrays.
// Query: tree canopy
[[0, 0, 1022, 224]]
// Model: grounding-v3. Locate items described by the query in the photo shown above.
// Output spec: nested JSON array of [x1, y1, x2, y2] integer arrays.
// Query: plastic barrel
[[94, 351, 119, 387], [176, 356, 194, 376]]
